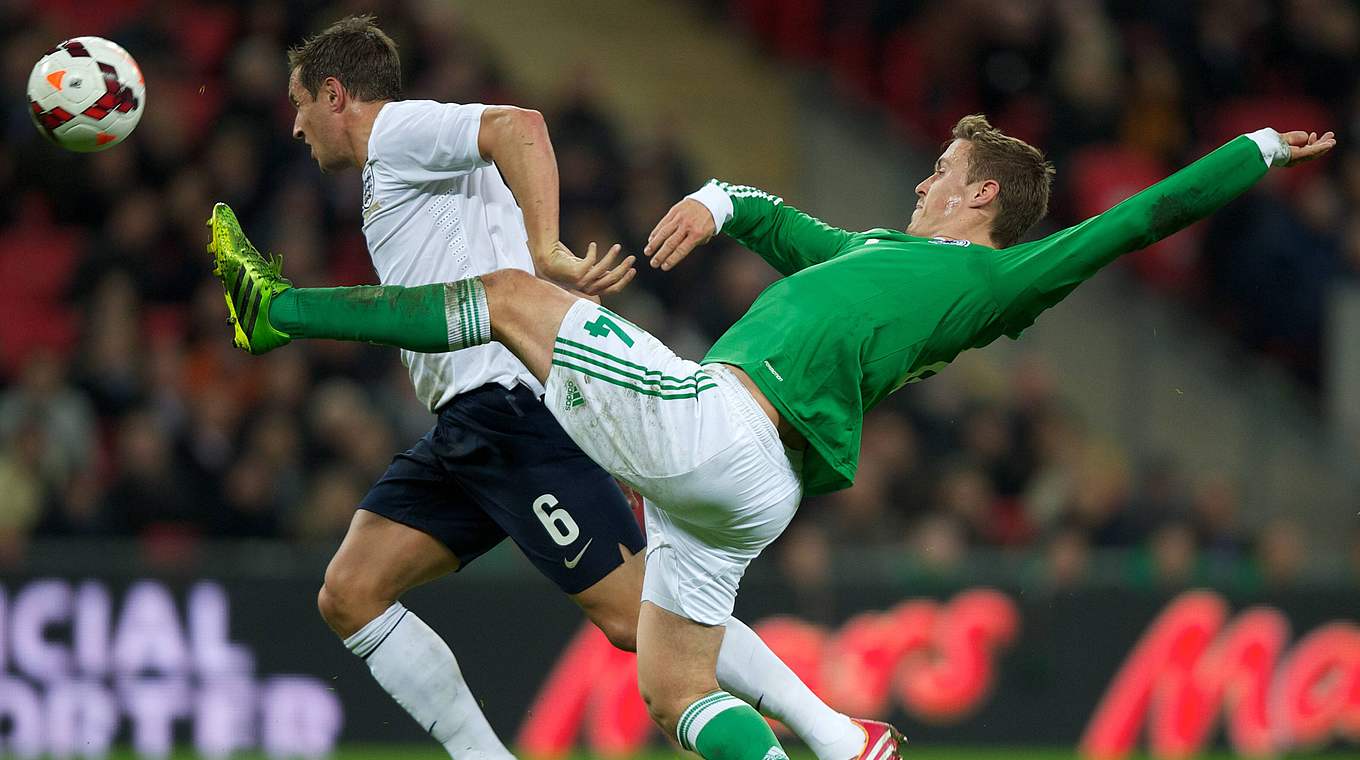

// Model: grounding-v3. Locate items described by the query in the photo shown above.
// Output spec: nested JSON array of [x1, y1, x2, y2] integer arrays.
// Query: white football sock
[[717, 617, 863, 760], [345, 603, 515, 760]]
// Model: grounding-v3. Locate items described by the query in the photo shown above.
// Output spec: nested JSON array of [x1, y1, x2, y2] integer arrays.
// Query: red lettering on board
[[517, 590, 1020, 758], [1082, 591, 1360, 760]]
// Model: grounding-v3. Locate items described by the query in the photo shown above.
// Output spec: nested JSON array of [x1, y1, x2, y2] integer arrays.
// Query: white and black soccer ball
[[27, 37, 145, 153]]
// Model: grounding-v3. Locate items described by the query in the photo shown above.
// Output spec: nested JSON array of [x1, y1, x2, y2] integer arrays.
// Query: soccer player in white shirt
[[247, 15, 896, 760]]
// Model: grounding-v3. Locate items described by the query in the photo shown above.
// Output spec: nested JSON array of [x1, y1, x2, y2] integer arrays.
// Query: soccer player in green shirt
[[207, 116, 1333, 760]]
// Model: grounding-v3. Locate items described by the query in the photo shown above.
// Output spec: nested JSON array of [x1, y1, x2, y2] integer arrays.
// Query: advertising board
[[0, 574, 1354, 758]]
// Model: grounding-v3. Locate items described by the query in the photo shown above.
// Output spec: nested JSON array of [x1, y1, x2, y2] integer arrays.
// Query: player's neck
[[926, 218, 996, 248], [345, 99, 393, 168]]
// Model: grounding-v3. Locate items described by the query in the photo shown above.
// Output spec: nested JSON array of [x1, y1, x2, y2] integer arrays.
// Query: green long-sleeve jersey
[[702, 135, 1271, 495]]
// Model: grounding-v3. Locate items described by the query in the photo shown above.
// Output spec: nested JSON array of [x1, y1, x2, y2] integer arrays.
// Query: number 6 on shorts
[[533, 494, 581, 545]]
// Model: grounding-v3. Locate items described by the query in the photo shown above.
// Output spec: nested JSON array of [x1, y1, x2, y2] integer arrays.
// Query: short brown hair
[[288, 15, 401, 102], [950, 115, 1055, 248]]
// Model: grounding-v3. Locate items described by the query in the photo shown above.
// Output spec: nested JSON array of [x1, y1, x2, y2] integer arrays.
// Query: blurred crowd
[[0, 0, 1355, 591], [779, 351, 1341, 605], [724, 0, 1360, 384]]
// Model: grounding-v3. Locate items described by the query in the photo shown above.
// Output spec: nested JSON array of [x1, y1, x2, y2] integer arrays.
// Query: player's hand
[[645, 198, 716, 271], [540, 240, 637, 296], [1279, 130, 1337, 166]]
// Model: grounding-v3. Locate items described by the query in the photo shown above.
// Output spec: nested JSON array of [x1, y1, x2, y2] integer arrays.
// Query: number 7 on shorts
[[583, 311, 634, 347]]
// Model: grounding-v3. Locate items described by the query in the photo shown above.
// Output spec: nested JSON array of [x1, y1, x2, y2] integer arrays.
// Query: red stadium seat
[[880, 25, 981, 142], [0, 202, 81, 375], [771, 0, 826, 61], [144, 304, 189, 345], [34, 0, 145, 38], [0, 200, 81, 303], [0, 304, 77, 377], [167, 3, 239, 75], [828, 20, 881, 101]]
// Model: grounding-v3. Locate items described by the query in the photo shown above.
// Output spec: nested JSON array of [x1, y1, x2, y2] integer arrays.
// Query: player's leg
[[439, 355, 866, 759], [469, 392, 872, 760], [569, 535, 889, 760], [322, 512, 515, 760], [474, 296, 901, 758], [526, 300, 803, 760], [318, 509, 460, 638], [206, 202, 573, 365], [717, 617, 882, 760], [637, 494, 797, 760], [277, 267, 568, 380], [568, 549, 643, 651], [637, 600, 786, 760], [638, 602, 890, 760], [328, 426, 524, 760]]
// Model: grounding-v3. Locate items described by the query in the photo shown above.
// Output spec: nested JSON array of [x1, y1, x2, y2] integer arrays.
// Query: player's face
[[289, 70, 349, 173], [907, 140, 973, 237]]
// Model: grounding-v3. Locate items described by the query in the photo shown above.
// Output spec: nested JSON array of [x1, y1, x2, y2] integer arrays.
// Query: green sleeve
[[990, 135, 1269, 336], [710, 180, 855, 276]]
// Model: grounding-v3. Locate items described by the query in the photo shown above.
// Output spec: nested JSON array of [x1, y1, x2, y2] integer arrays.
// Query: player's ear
[[970, 179, 1000, 209], [322, 77, 345, 112]]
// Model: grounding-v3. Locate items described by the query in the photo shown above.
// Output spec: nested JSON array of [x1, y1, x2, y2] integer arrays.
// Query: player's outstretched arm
[[478, 107, 635, 296], [646, 180, 853, 276], [990, 128, 1336, 333]]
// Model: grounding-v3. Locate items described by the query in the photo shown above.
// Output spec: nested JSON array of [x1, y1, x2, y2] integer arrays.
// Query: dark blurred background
[[2, 0, 1359, 597]]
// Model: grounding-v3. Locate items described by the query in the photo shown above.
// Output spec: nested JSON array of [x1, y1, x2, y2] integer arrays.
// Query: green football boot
[[205, 202, 293, 355]]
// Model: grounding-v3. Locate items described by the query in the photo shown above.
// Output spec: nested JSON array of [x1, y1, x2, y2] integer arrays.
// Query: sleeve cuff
[[463, 103, 494, 168], [1245, 128, 1291, 168], [686, 181, 734, 234]]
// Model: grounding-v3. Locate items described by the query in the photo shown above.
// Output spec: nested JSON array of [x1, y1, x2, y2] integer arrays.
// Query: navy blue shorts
[[359, 383, 645, 595]]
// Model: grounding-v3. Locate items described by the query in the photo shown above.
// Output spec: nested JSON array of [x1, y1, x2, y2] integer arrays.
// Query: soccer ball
[[27, 37, 145, 153]]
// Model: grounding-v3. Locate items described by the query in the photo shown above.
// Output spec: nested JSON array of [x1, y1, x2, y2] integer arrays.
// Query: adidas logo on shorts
[[563, 379, 585, 411]]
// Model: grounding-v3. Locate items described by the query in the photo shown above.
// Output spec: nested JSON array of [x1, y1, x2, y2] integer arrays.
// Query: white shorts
[[544, 300, 803, 624]]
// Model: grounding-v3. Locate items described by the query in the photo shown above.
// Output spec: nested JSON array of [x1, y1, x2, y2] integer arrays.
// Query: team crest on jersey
[[361, 164, 376, 217], [563, 379, 585, 411], [929, 236, 971, 247]]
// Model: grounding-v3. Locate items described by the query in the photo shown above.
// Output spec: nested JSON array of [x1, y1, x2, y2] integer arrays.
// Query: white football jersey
[[361, 99, 542, 411]]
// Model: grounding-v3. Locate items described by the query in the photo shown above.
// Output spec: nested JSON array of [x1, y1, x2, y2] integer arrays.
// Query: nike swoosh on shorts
[[564, 538, 594, 569]]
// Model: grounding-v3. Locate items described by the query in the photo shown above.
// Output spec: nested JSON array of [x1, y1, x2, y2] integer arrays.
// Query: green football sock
[[678, 691, 789, 760], [268, 279, 490, 353]]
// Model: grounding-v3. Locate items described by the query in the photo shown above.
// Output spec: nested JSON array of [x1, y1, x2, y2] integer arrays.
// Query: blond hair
[[950, 115, 1055, 248]]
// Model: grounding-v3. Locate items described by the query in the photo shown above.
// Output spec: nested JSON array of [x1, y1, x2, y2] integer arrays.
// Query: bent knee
[[317, 583, 362, 638], [317, 569, 398, 638], [597, 617, 637, 653], [316, 584, 339, 626], [637, 646, 721, 734], [638, 682, 678, 733], [638, 679, 706, 735]]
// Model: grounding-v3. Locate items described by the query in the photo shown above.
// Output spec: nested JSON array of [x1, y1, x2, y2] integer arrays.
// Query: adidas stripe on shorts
[[543, 299, 803, 625]]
